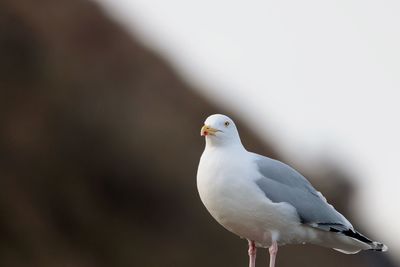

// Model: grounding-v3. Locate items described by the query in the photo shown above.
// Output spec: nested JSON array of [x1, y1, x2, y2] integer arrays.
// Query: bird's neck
[[205, 138, 246, 153]]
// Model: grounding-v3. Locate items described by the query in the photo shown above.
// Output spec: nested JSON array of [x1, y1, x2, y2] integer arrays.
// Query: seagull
[[197, 114, 387, 267]]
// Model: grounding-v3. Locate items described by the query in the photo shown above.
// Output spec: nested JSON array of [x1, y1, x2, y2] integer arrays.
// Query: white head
[[200, 114, 243, 148]]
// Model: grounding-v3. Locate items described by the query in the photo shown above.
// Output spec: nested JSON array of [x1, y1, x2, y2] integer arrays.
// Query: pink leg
[[248, 240, 257, 267], [268, 241, 278, 267]]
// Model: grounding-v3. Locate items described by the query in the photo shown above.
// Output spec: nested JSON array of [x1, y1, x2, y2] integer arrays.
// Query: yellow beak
[[200, 125, 218, 136]]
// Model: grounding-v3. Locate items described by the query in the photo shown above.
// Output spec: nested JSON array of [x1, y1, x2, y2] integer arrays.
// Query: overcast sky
[[96, 0, 400, 260]]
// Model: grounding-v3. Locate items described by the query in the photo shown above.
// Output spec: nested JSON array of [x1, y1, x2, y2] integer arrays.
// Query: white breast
[[197, 148, 304, 247]]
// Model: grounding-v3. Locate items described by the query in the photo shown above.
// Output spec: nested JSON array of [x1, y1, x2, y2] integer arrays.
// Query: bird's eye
[[224, 121, 230, 127]]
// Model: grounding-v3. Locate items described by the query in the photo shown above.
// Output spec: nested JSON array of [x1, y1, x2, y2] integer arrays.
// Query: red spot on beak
[[200, 125, 210, 136]]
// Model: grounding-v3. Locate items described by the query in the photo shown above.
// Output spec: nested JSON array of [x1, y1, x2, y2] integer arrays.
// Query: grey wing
[[253, 153, 353, 232]]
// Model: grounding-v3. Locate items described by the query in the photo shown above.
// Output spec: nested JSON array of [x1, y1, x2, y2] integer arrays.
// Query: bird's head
[[201, 114, 242, 147]]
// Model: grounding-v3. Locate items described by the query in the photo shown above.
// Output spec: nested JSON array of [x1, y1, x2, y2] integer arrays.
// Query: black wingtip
[[314, 223, 388, 252], [341, 229, 388, 252], [341, 229, 373, 244], [368, 242, 389, 252]]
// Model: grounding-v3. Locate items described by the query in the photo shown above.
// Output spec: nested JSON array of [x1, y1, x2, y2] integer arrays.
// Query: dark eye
[[224, 121, 230, 127]]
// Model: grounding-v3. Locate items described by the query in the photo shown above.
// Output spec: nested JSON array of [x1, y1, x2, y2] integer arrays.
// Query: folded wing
[[252, 154, 353, 232]]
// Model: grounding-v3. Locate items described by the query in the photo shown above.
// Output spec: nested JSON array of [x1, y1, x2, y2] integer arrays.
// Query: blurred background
[[0, 0, 399, 266]]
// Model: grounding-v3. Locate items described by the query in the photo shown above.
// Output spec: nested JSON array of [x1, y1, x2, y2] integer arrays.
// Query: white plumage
[[197, 114, 387, 267]]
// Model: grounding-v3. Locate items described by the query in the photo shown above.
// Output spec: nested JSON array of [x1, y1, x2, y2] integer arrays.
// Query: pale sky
[[96, 0, 400, 260]]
